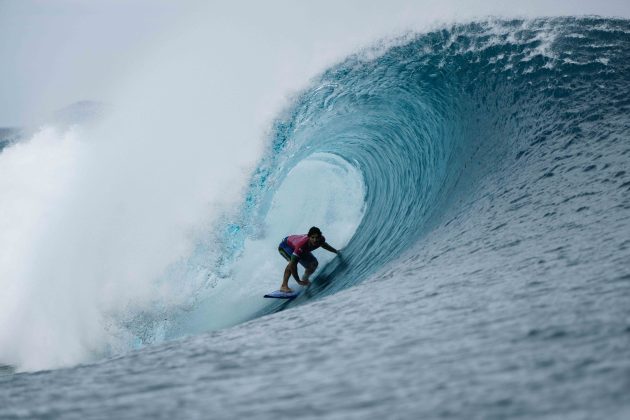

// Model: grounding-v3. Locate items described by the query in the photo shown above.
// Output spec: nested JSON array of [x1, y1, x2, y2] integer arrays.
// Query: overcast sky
[[1, 0, 629, 127]]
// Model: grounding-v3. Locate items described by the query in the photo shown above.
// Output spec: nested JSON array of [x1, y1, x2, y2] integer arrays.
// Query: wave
[[238, 17, 630, 311], [1, 16, 629, 371]]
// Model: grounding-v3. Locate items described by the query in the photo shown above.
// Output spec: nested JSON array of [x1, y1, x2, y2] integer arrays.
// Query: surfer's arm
[[288, 256, 300, 281], [321, 242, 338, 254]]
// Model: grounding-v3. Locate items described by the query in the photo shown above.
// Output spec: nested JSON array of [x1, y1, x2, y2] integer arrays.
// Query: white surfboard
[[264, 290, 300, 299]]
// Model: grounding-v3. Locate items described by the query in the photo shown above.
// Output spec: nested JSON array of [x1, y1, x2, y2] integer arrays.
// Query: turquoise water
[[1, 17, 630, 419]]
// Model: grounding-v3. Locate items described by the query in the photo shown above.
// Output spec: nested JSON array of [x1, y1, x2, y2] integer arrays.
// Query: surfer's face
[[308, 234, 321, 246]]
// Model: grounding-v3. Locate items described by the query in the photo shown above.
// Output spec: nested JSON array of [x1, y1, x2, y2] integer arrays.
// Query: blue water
[[2, 17, 630, 419]]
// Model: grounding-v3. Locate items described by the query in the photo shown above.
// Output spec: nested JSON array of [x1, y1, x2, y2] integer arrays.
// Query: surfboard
[[264, 290, 300, 299]]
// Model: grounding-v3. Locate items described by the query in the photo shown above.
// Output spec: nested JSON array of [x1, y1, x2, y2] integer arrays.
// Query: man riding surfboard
[[277, 226, 339, 293]]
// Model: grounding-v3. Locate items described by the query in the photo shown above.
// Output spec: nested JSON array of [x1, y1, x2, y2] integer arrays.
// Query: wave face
[[241, 17, 630, 310], [2, 17, 630, 418]]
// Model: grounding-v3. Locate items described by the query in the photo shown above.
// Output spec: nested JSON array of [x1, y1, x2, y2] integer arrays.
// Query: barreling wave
[[229, 17, 630, 312]]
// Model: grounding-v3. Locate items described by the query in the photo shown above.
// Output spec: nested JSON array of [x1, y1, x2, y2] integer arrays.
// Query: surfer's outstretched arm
[[321, 242, 338, 254]]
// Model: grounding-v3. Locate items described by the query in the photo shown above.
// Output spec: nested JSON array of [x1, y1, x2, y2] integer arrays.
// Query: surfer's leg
[[280, 263, 293, 292], [301, 254, 318, 281], [278, 242, 294, 292]]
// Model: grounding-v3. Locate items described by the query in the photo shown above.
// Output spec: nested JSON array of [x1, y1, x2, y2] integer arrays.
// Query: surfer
[[277, 226, 339, 292]]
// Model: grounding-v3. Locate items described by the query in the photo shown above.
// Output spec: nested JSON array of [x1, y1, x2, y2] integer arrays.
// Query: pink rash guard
[[285, 234, 326, 258]]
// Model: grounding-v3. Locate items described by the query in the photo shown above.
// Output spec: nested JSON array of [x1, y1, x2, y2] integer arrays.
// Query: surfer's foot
[[280, 287, 293, 293]]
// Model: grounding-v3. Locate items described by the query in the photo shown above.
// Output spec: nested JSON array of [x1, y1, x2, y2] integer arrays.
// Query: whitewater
[[1, 16, 630, 419]]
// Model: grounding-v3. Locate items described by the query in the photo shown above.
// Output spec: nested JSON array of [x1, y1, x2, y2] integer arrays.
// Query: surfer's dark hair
[[308, 226, 322, 236]]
